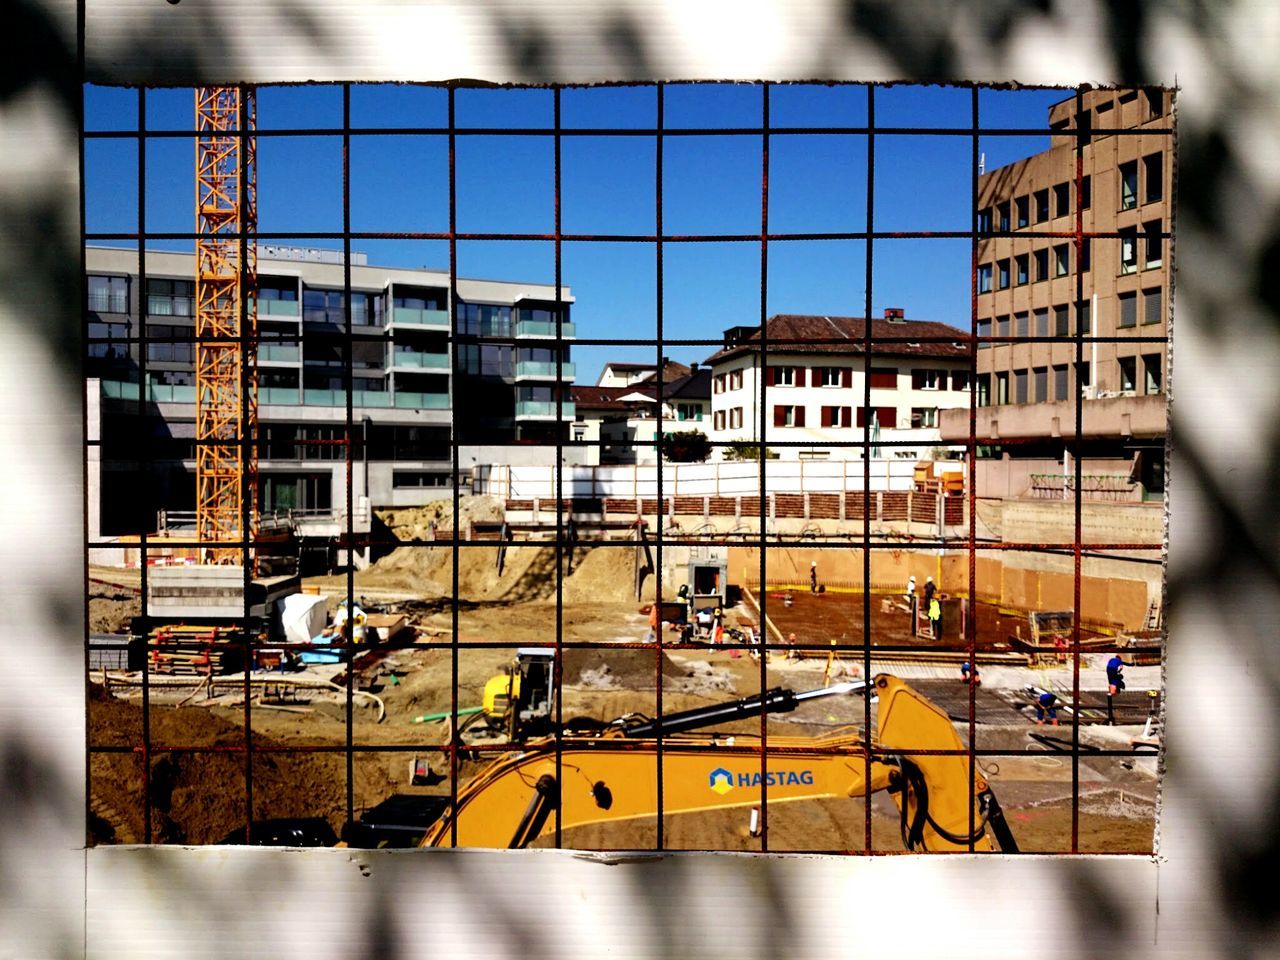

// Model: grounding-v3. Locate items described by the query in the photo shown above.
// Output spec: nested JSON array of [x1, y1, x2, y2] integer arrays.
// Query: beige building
[[940, 88, 1172, 501]]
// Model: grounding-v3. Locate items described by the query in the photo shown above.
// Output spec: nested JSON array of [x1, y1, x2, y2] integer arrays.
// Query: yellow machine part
[[482, 671, 518, 722], [422, 732, 883, 848]]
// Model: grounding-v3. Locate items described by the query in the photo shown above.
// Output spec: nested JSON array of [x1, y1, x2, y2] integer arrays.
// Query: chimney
[[884, 307, 905, 321], [689, 362, 699, 372]]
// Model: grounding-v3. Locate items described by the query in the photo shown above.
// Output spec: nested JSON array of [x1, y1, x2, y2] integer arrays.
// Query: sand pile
[[378, 496, 504, 539]]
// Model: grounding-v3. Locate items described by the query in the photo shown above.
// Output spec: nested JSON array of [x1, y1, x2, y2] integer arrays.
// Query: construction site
[[86, 82, 1166, 856]]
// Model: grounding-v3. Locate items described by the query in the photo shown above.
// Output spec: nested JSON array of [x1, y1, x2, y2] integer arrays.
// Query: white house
[[572, 367, 711, 465], [704, 311, 973, 461]]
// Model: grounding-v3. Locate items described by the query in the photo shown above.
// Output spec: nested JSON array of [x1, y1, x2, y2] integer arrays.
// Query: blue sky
[[84, 82, 1067, 383]]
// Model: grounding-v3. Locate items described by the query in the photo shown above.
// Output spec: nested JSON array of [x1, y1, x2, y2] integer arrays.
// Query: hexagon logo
[[708, 767, 734, 795]]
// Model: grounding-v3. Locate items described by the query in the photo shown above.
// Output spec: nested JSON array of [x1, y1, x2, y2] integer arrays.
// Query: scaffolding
[[194, 87, 257, 565]]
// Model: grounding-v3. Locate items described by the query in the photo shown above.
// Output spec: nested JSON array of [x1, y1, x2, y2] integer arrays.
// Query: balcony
[[389, 350, 450, 371], [390, 307, 450, 329], [937, 394, 1168, 443], [515, 319, 576, 339], [259, 343, 301, 363], [516, 400, 576, 419], [302, 389, 392, 409], [393, 391, 450, 409], [259, 387, 301, 405], [515, 360, 575, 380], [260, 299, 300, 318]]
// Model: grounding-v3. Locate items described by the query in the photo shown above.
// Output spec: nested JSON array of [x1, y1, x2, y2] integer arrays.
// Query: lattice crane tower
[[194, 87, 258, 566]]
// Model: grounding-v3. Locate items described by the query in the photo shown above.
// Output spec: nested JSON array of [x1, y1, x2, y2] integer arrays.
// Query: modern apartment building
[[86, 245, 575, 535], [939, 88, 1172, 500], [704, 312, 973, 461]]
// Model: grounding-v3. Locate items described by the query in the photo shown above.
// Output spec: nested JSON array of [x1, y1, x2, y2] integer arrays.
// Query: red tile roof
[[704, 314, 970, 364]]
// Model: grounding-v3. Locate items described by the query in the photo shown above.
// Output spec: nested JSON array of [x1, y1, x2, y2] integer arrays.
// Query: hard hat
[[811, 561, 817, 567], [926, 576, 933, 582]]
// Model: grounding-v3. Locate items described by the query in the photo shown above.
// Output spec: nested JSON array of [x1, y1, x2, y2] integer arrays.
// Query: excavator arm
[[419, 675, 1017, 853]]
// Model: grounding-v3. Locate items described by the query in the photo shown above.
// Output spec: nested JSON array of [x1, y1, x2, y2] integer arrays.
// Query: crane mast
[[194, 87, 258, 566]]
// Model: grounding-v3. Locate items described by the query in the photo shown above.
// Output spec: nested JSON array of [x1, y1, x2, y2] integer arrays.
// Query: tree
[[723, 444, 779, 462], [661, 429, 711, 462]]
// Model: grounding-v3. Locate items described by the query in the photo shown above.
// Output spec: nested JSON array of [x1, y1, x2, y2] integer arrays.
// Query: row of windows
[[976, 289, 1161, 342], [714, 367, 971, 392], [712, 405, 939, 431], [977, 354, 1162, 406]]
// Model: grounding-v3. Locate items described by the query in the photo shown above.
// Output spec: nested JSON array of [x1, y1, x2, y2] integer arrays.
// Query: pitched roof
[[601, 359, 693, 382], [662, 367, 712, 400], [571, 384, 657, 411], [704, 314, 970, 364]]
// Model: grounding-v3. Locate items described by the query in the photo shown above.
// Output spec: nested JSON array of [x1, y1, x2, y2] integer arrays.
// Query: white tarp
[[277, 593, 327, 645]]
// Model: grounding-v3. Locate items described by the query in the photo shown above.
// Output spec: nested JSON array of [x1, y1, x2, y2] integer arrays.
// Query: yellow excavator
[[416, 674, 1018, 852]]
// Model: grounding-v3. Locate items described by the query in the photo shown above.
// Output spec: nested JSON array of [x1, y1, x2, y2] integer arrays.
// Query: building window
[[1119, 292, 1138, 328], [729, 407, 743, 429], [821, 405, 852, 428], [978, 263, 992, 293], [1144, 220, 1163, 268], [1054, 182, 1070, 218], [1119, 357, 1137, 393], [1080, 238, 1091, 272], [997, 259, 1011, 289], [729, 369, 743, 390], [713, 373, 725, 394], [713, 410, 726, 430], [1144, 152, 1163, 203], [87, 274, 129, 314], [977, 207, 992, 233], [1076, 361, 1091, 394], [1120, 161, 1138, 210], [392, 471, 450, 489], [911, 369, 944, 390], [1077, 301, 1091, 335], [676, 403, 702, 421], [996, 314, 1010, 338], [856, 406, 896, 428], [1143, 288, 1162, 326], [1015, 254, 1029, 286], [1144, 89, 1164, 118], [1015, 312, 1028, 338], [1034, 308, 1048, 338], [768, 365, 798, 386], [1034, 189, 1049, 223], [1143, 354, 1163, 394], [1080, 174, 1092, 210], [1053, 364, 1068, 401], [911, 407, 938, 428], [146, 278, 195, 317], [976, 373, 991, 407], [996, 372, 1010, 404], [817, 366, 847, 388], [977, 317, 992, 345], [1034, 248, 1049, 282], [1120, 228, 1138, 274], [868, 367, 897, 388], [1015, 196, 1029, 228], [1054, 304, 1069, 337], [1032, 366, 1048, 402], [951, 370, 971, 391], [996, 200, 1011, 231], [773, 404, 804, 427], [1053, 244, 1069, 277], [145, 324, 195, 363], [1014, 369, 1028, 404]]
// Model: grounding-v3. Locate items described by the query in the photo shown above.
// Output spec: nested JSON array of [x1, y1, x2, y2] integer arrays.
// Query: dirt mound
[[358, 543, 648, 604], [563, 646, 684, 688], [378, 495, 504, 539]]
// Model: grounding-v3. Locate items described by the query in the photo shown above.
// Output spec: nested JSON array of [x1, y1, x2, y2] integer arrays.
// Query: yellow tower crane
[[194, 87, 258, 567]]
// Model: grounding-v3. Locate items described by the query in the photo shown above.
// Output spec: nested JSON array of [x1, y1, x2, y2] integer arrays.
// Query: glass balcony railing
[[390, 350, 450, 370], [302, 389, 392, 408], [147, 383, 197, 403], [260, 299, 301, 317], [515, 360, 575, 380], [515, 320, 576, 339], [393, 391, 450, 409], [391, 307, 450, 328], [259, 343, 301, 363], [515, 400, 576, 419], [259, 387, 301, 405]]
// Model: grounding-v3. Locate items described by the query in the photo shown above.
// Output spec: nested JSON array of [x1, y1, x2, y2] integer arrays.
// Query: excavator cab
[[482, 647, 556, 740]]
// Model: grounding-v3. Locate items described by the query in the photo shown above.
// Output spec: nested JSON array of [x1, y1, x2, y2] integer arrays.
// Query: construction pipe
[[412, 705, 483, 724]]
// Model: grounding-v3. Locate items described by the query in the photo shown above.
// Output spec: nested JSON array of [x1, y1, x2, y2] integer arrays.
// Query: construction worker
[[1106, 653, 1127, 724], [904, 575, 916, 608], [928, 596, 942, 639], [960, 661, 980, 686], [645, 603, 659, 643], [809, 561, 818, 593], [331, 600, 367, 644], [923, 576, 937, 607], [1034, 690, 1060, 726]]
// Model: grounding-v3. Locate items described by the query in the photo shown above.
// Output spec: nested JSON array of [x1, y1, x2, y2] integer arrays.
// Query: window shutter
[[821, 406, 832, 428], [765, 367, 775, 387], [842, 367, 852, 388], [795, 406, 806, 427], [773, 406, 785, 428], [792, 367, 803, 387], [937, 371, 948, 390], [911, 370, 925, 390]]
